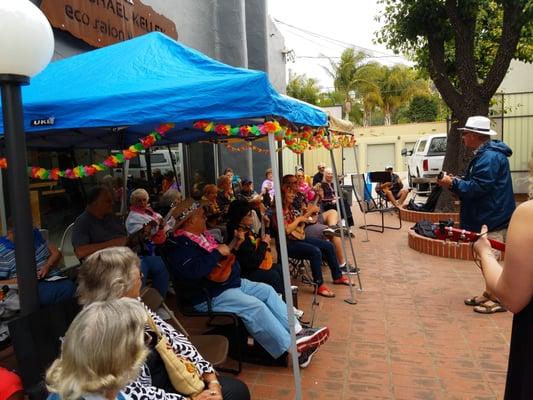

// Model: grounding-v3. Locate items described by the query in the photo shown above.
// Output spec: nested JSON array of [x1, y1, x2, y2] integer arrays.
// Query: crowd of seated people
[[4, 161, 366, 397]]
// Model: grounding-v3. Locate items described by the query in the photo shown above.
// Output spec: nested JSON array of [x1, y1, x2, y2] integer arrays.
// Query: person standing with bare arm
[[473, 200, 533, 399]]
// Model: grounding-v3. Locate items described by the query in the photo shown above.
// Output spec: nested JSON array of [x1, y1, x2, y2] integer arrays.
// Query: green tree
[[379, 65, 430, 125], [377, 0, 533, 210], [286, 73, 321, 105], [406, 95, 439, 122]]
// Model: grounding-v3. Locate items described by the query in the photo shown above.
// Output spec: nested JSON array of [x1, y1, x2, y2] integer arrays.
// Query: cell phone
[[437, 171, 445, 180]]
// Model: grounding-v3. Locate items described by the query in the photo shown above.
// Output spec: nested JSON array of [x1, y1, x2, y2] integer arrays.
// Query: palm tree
[[380, 66, 429, 125]]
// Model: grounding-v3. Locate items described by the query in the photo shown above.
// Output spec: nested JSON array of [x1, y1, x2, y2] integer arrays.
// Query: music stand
[[368, 171, 392, 183]]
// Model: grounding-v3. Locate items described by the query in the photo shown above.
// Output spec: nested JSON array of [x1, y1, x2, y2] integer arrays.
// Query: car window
[[129, 157, 141, 168], [416, 140, 427, 153], [427, 137, 447, 155], [150, 153, 167, 164]]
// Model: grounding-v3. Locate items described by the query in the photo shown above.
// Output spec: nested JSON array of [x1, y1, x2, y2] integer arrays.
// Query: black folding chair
[[351, 173, 402, 234]]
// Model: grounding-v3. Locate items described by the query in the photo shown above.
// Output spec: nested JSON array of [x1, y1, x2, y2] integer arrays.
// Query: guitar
[[290, 197, 321, 241], [433, 225, 506, 252]]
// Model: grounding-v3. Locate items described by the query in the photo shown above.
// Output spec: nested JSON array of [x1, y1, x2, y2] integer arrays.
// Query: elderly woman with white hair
[[321, 167, 355, 227], [46, 298, 149, 400], [125, 188, 170, 299], [76, 247, 250, 400]]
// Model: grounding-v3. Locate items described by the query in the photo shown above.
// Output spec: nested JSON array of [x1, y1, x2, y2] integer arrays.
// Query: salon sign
[[40, 0, 178, 48]]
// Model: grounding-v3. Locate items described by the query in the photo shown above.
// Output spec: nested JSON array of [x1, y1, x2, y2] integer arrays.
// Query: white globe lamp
[[0, 0, 55, 315], [0, 0, 54, 79]]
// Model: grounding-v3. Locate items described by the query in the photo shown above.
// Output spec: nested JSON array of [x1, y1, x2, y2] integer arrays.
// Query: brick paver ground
[[0, 209, 512, 400], [237, 210, 512, 400]]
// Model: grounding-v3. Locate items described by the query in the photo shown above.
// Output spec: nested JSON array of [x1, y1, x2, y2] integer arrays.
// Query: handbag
[[146, 314, 205, 396]]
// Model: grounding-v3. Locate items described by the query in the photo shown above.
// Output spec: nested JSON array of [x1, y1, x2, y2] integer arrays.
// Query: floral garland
[[0, 123, 174, 180], [193, 120, 356, 154]]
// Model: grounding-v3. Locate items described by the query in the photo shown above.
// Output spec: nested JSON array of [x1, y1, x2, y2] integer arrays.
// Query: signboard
[[41, 0, 178, 48]]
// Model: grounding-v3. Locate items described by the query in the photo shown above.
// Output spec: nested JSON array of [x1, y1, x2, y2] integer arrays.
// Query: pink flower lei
[[174, 229, 219, 253]]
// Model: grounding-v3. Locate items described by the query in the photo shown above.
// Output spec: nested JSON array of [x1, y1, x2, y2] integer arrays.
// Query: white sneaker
[[293, 307, 305, 319]]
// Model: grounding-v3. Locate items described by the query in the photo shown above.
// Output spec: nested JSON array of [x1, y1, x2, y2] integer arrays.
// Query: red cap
[[0, 368, 23, 400]]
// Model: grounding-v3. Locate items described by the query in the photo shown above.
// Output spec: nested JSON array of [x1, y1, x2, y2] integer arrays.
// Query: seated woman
[[125, 188, 170, 299], [202, 184, 226, 241], [0, 221, 75, 307], [77, 247, 250, 400], [46, 298, 149, 400], [216, 175, 235, 220], [284, 174, 358, 274], [321, 168, 355, 227], [280, 187, 351, 298], [226, 200, 283, 295]]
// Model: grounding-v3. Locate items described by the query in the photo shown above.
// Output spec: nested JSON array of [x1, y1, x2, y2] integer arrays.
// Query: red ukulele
[[433, 224, 506, 252]]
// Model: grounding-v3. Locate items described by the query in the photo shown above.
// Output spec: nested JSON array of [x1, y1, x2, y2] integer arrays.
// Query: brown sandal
[[473, 300, 507, 314], [464, 291, 492, 306]]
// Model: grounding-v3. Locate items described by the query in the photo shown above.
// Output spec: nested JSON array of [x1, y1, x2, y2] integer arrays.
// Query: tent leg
[[168, 144, 179, 190], [267, 133, 302, 400], [352, 146, 369, 242], [120, 160, 129, 215], [328, 143, 357, 305]]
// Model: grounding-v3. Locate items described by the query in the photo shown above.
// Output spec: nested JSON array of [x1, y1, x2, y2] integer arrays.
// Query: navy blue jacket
[[452, 140, 515, 232], [166, 234, 241, 305]]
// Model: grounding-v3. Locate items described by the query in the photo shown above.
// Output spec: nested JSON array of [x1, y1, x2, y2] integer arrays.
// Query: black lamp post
[[0, 0, 55, 315]]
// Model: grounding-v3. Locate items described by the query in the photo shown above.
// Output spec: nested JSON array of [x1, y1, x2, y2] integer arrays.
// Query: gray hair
[[77, 247, 141, 305], [130, 188, 149, 206], [159, 189, 183, 208], [322, 167, 333, 182], [46, 298, 148, 400]]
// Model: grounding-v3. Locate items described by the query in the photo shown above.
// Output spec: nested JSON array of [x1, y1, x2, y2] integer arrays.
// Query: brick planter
[[400, 206, 460, 224], [408, 230, 474, 260]]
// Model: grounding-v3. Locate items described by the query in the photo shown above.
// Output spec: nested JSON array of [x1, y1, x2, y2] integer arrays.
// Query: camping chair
[[58, 223, 80, 273], [8, 299, 81, 400], [351, 173, 402, 234], [140, 287, 229, 367]]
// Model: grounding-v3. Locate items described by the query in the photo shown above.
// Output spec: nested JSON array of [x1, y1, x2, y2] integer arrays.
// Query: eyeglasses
[[288, 180, 297, 184]]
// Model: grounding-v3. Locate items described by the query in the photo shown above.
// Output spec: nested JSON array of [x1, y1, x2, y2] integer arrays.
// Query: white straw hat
[[457, 116, 497, 136]]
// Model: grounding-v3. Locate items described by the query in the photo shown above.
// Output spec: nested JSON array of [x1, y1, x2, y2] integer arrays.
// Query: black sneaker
[[298, 346, 319, 368], [322, 227, 336, 237], [334, 227, 355, 238], [295, 326, 329, 352], [340, 264, 360, 274]]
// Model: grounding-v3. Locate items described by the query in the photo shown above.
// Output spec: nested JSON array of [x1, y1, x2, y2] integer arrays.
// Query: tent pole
[[267, 133, 302, 400], [328, 141, 357, 304], [352, 145, 369, 242], [167, 145, 179, 191], [121, 160, 129, 216]]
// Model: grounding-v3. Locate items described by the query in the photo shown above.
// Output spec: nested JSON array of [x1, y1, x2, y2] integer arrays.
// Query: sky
[[267, 0, 410, 91]]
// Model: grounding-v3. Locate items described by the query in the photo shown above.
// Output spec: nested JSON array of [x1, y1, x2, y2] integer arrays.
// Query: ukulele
[[290, 196, 320, 240], [433, 224, 506, 252]]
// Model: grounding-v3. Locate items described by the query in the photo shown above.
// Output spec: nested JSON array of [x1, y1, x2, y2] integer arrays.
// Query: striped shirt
[[0, 229, 56, 279]]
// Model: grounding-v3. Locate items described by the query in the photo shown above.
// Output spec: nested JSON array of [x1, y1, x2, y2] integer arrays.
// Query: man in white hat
[[438, 116, 515, 314]]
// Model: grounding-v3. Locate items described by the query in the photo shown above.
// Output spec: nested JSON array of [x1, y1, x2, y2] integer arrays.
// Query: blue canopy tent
[[0, 32, 328, 400], [0, 32, 326, 147]]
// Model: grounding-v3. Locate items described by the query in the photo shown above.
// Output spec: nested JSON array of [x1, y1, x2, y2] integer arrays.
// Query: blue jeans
[[287, 237, 342, 286], [38, 279, 76, 307], [195, 279, 300, 358], [140, 256, 170, 298]]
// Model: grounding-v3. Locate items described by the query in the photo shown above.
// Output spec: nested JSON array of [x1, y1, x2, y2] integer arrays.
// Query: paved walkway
[[238, 210, 512, 399]]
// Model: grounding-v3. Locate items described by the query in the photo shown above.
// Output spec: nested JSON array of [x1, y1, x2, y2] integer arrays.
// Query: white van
[[114, 148, 181, 178]]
